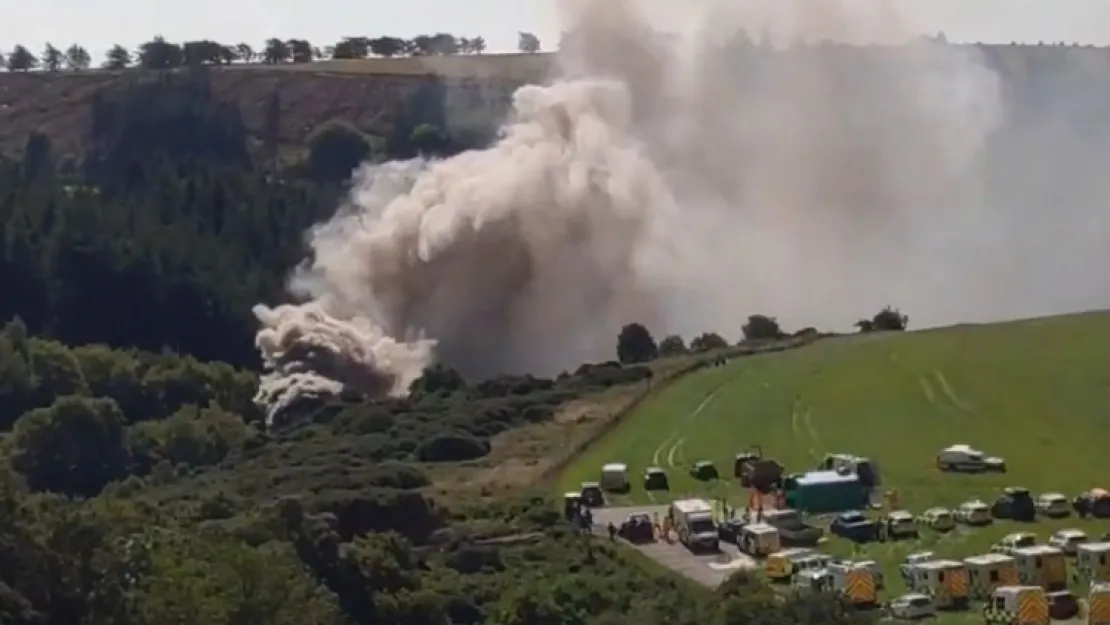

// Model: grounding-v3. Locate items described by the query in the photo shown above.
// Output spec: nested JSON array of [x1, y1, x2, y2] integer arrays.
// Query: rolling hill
[[0, 55, 544, 154], [560, 311, 1110, 598]]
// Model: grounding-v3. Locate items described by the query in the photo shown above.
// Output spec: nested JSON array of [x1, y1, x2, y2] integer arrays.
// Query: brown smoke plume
[[254, 0, 1110, 420]]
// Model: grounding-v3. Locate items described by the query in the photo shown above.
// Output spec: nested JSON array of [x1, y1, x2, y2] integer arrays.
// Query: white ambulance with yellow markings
[[1075, 542, 1110, 586], [1011, 545, 1067, 591], [1088, 582, 1110, 625], [981, 585, 1049, 625], [907, 559, 970, 610], [965, 553, 1019, 600]]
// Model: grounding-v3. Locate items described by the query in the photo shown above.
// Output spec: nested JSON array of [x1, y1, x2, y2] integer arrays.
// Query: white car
[[1049, 529, 1088, 555], [991, 532, 1037, 555], [917, 507, 956, 531], [1037, 492, 1071, 518], [955, 500, 992, 526], [935, 444, 1006, 472], [899, 551, 936, 582], [889, 593, 936, 620]]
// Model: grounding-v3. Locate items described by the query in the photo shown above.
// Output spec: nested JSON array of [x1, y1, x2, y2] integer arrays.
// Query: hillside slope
[[4, 42, 1110, 155], [0, 62, 531, 153], [563, 310, 1110, 505], [561, 311, 1110, 602]]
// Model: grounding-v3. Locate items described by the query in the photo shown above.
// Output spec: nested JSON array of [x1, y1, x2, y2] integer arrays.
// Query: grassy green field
[[559, 311, 1110, 601]]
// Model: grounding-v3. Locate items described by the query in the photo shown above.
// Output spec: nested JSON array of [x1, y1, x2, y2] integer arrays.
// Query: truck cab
[[668, 499, 719, 553]]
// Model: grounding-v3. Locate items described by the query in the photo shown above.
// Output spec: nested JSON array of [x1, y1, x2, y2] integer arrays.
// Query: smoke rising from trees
[[253, 0, 1110, 418]]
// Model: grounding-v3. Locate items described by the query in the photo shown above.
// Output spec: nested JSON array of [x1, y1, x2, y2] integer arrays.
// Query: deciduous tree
[[64, 44, 91, 70], [41, 43, 63, 71], [617, 323, 659, 364], [518, 31, 541, 53], [6, 45, 37, 71], [103, 44, 132, 68]]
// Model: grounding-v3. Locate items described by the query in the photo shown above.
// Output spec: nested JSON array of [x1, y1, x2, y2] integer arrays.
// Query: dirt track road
[[591, 505, 758, 588]]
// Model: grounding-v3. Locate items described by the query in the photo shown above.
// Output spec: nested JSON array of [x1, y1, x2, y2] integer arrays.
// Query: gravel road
[[591, 505, 759, 588]]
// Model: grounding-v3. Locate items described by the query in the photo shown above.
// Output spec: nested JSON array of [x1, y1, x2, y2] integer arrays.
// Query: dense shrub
[[417, 431, 491, 462], [742, 315, 783, 340]]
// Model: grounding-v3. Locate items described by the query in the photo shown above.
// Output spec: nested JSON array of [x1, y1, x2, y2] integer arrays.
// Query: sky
[[4, 0, 1110, 60]]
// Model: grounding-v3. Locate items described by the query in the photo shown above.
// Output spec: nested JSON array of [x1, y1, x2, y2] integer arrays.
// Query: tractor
[[734, 446, 785, 492]]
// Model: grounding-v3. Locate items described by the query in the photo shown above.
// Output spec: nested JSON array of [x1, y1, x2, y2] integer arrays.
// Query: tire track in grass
[[651, 374, 730, 466], [656, 370, 740, 470], [791, 397, 821, 460], [791, 344, 843, 462], [666, 438, 685, 468], [801, 404, 823, 460], [891, 348, 964, 432], [918, 374, 938, 405], [790, 396, 804, 439], [651, 431, 679, 467], [934, 370, 974, 412]]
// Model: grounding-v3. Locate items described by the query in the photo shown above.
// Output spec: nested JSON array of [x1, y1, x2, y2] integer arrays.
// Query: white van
[[936, 444, 1005, 472], [600, 463, 629, 492]]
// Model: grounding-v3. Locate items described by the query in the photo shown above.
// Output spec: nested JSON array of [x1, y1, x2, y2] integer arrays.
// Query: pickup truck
[[764, 508, 823, 546]]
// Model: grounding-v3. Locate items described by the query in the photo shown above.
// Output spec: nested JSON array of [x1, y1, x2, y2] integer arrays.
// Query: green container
[[784, 470, 867, 514]]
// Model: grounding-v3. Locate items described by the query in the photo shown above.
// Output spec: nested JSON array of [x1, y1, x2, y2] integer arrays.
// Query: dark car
[[991, 487, 1036, 522], [643, 467, 669, 491], [690, 461, 719, 481], [718, 518, 748, 544], [619, 513, 655, 543], [829, 511, 879, 543], [1073, 490, 1110, 518], [579, 482, 604, 508], [1048, 591, 1079, 620]]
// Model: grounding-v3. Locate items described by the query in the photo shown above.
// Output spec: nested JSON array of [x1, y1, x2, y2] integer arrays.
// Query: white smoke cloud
[[253, 0, 1110, 421]]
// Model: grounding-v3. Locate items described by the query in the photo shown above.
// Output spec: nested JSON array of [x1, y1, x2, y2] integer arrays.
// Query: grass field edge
[[541, 335, 828, 490]]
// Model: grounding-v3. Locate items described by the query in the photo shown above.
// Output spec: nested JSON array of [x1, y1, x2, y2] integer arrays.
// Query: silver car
[[1048, 529, 1088, 555], [889, 593, 936, 620]]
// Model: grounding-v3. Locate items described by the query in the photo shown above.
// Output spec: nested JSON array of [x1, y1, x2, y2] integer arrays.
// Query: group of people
[[567, 502, 594, 534], [599, 503, 777, 543], [605, 512, 675, 542], [569, 489, 793, 545]]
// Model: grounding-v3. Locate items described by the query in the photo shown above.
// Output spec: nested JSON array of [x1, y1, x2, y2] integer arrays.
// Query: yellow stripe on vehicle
[[1089, 593, 1110, 624], [843, 570, 875, 604], [1044, 556, 1066, 586], [947, 569, 968, 598], [1015, 592, 1048, 625]]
